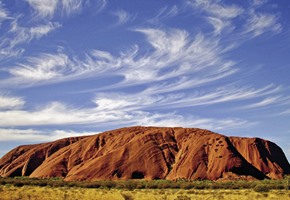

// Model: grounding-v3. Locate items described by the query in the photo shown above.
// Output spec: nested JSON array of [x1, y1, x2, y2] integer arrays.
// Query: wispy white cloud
[[0, 115, 249, 144], [241, 96, 290, 109], [189, 0, 244, 19], [244, 11, 281, 37], [4, 26, 286, 113], [188, 0, 243, 35], [2, 49, 121, 87], [26, 0, 58, 18], [0, 48, 24, 60], [0, 2, 10, 26], [0, 93, 25, 110], [0, 20, 61, 59], [72, 28, 237, 92], [26, 0, 87, 18], [3, 27, 235, 88], [0, 100, 250, 132], [135, 28, 188, 55], [29, 22, 61, 38], [143, 67, 238, 94], [207, 17, 232, 35], [126, 112, 250, 131], [93, 83, 282, 113], [112, 9, 133, 26], [148, 5, 179, 24], [94, 0, 107, 14], [252, 0, 267, 7], [187, 0, 282, 40], [9, 53, 71, 82], [189, 84, 281, 106], [62, 0, 83, 16], [279, 109, 290, 116], [94, 93, 159, 111], [0, 102, 98, 126], [119, 29, 230, 84], [0, 128, 96, 142], [1, 20, 288, 131], [0, 100, 124, 127], [0, 83, 256, 132], [9, 20, 61, 47]]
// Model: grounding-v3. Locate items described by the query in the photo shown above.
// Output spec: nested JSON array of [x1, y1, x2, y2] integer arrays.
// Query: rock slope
[[0, 126, 289, 181]]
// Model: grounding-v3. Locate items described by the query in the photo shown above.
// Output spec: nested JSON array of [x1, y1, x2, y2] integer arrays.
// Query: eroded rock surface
[[0, 126, 289, 181]]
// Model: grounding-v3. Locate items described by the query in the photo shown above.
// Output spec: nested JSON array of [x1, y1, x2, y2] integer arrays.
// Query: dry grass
[[0, 185, 290, 200]]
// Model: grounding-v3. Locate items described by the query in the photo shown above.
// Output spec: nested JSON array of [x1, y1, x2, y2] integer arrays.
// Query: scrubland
[[0, 177, 289, 200]]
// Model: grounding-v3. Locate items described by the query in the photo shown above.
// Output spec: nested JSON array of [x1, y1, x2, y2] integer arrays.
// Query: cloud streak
[[0, 19, 61, 60], [8, 20, 61, 47], [2, 23, 288, 117], [189, 0, 244, 19], [0, 2, 10, 26], [26, 0, 87, 18], [148, 5, 179, 24], [112, 9, 133, 26], [9, 53, 71, 82], [188, 0, 282, 39], [0, 94, 25, 110], [26, 0, 58, 18], [244, 11, 281, 37], [188, 0, 243, 34], [2, 27, 236, 88], [0, 128, 96, 142], [279, 109, 290, 116], [94, 84, 282, 112], [0, 100, 250, 132], [241, 96, 290, 110]]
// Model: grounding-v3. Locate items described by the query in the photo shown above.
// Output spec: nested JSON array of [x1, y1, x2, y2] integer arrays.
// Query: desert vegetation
[[0, 176, 290, 200], [1, 176, 290, 190]]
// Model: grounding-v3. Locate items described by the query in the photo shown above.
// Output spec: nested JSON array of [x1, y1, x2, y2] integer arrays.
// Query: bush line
[[0, 176, 289, 192]]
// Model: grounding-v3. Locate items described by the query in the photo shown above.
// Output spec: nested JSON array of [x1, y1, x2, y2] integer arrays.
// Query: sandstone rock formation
[[0, 126, 289, 181]]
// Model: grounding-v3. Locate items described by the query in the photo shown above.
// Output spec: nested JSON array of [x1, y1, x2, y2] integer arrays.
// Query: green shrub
[[135, 182, 146, 189], [146, 182, 158, 189], [49, 181, 66, 187], [101, 181, 116, 189], [38, 182, 48, 187], [194, 183, 207, 189], [254, 184, 270, 192], [211, 183, 221, 189], [84, 182, 101, 188], [67, 182, 78, 187], [180, 182, 193, 190], [271, 184, 285, 190], [237, 181, 255, 189], [157, 182, 171, 189], [14, 182, 24, 187]]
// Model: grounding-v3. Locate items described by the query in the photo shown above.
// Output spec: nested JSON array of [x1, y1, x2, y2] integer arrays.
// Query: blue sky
[[0, 0, 290, 161]]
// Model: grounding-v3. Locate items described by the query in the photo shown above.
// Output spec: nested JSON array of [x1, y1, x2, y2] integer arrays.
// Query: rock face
[[0, 126, 289, 181]]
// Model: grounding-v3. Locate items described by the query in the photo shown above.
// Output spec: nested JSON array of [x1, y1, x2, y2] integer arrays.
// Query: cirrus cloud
[[0, 94, 25, 110]]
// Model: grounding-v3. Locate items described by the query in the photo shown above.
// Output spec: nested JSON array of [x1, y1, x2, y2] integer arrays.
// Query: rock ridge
[[0, 126, 289, 181]]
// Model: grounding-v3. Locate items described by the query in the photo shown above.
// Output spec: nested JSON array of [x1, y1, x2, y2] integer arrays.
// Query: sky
[[0, 0, 290, 161]]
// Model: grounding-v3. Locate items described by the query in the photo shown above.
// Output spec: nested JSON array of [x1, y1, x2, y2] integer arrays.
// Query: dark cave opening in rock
[[131, 171, 144, 179]]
